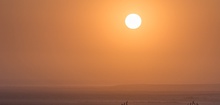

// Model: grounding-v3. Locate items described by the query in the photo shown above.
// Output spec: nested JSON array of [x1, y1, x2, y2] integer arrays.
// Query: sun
[[125, 14, 142, 29]]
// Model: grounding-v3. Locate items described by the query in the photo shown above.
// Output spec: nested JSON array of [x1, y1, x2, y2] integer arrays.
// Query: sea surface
[[0, 86, 220, 105]]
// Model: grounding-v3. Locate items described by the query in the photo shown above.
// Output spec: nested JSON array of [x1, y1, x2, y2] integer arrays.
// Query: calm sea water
[[0, 87, 220, 105]]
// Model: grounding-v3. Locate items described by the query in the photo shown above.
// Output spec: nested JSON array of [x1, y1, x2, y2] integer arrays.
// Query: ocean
[[1, 85, 220, 105]]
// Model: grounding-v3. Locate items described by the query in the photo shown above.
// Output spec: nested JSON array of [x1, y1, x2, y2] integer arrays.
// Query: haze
[[0, 0, 220, 86]]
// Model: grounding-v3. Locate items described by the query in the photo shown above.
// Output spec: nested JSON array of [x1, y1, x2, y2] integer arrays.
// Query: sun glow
[[125, 14, 142, 29]]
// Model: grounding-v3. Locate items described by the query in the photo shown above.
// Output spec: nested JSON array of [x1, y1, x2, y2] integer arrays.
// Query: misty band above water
[[1, 84, 220, 105]]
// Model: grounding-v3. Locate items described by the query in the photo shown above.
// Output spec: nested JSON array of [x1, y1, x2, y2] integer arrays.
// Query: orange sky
[[0, 0, 220, 85]]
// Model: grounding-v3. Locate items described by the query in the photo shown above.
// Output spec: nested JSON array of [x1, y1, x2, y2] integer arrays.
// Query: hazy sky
[[0, 0, 220, 85]]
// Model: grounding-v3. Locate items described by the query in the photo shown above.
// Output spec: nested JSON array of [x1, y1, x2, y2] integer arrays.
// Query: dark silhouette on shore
[[187, 101, 199, 105], [121, 101, 128, 105]]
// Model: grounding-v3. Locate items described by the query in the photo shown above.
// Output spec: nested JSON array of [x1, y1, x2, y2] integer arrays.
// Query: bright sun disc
[[125, 14, 142, 29]]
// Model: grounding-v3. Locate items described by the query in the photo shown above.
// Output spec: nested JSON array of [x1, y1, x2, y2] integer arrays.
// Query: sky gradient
[[0, 0, 220, 86]]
